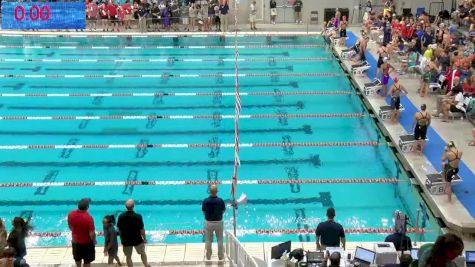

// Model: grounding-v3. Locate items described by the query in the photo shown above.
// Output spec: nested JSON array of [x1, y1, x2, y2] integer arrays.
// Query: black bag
[[289, 248, 305, 261]]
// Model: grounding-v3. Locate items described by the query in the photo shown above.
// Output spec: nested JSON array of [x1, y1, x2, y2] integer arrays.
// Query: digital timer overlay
[[1, 2, 86, 30]]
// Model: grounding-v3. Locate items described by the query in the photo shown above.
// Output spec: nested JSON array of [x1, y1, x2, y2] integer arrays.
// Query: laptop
[[466, 251, 475, 267], [271, 241, 291, 260], [354, 246, 376, 267], [411, 248, 419, 260]]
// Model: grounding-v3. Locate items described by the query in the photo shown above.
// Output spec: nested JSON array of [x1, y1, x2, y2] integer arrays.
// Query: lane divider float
[[0, 72, 339, 79], [0, 44, 325, 50], [29, 227, 427, 238], [0, 113, 367, 121], [0, 141, 381, 150], [0, 178, 398, 188], [0, 91, 352, 98], [0, 57, 332, 63]]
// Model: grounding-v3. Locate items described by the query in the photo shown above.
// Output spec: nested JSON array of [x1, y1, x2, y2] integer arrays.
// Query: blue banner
[[1, 2, 86, 30]]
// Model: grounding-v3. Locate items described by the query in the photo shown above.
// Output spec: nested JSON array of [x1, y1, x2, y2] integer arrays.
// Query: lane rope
[[29, 227, 427, 238], [0, 178, 398, 188], [0, 57, 331, 63], [0, 91, 351, 98], [0, 33, 321, 38], [0, 113, 367, 121], [0, 44, 325, 50], [0, 141, 381, 150], [0, 72, 339, 79]]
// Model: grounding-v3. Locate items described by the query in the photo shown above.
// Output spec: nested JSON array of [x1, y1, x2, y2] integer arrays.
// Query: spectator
[[384, 231, 412, 251], [162, 3, 172, 31], [219, 0, 229, 32], [150, 3, 160, 31], [195, 4, 204, 31], [447, 76, 462, 97], [188, 3, 196, 31], [0, 247, 27, 267], [419, 61, 438, 98], [103, 215, 121, 266], [249, 0, 257, 31], [86, 0, 98, 31], [0, 218, 6, 257], [270, 0, 277, 25], [418, 233, 463, 267], [413, 104, 431, 154], [206, 0, 215, 31], [315, 208, 345, 250], [387, 77, 408, 123], [294, 0, 303, 24], [137, 3, 148, 33], [99, 1, 109, 31], [171, 1, 180, 31], [7, 217, 31, 261], [441, 141, 463, 202], [463, 74, 475, 96], [214, 3, 221, 31], [202, 185, 226, 260], [117, 199, 149, 267], [67, 198, 96, 267], [123, 0, 133, 30]]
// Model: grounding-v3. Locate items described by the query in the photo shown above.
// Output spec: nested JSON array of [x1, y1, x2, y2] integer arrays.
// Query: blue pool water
[[0, 35, 442, 246]]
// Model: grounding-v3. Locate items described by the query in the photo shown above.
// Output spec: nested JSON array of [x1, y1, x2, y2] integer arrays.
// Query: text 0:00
[[15, 5, 51, 21]]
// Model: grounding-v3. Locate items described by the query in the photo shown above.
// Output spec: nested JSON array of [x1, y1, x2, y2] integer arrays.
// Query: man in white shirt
[[249, 1, 257, 30]]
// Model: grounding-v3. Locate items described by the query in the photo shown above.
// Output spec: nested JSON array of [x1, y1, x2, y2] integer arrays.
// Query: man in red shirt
[[68, 198, 96, 267], [107, 0, 119, 32]]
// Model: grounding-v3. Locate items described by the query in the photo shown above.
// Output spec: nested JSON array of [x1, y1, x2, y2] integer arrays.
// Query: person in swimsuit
[[380, 57, 392, 97], [441, 141, 463, 203], [412, 104, 431, 154], [387, 77, 408, 123]]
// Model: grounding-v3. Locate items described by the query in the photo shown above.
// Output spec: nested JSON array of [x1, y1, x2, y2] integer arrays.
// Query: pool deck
[[333, 28, 475, 235]]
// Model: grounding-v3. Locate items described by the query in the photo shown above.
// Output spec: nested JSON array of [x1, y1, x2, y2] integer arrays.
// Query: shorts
[[340, 29, 347, 37], [249, 14, 256, 23], [72, 243, 95, 264], [414, 124, 427, 140], [382, 74, 390, 85], [391, 96, 400, 110], [444, 166, 459, 182], [450, 105, 461, 113], [270, 8, 277, 16], [123, 242, 146, 257]]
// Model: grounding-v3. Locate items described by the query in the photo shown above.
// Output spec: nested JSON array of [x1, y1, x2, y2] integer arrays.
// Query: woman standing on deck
[[7, 217, 32, 260], [441, 141, 463, 203], [0, 218, 7, 257]]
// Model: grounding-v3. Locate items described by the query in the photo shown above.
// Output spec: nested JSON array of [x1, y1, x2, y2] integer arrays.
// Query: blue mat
[[345, 32, 475, 218]]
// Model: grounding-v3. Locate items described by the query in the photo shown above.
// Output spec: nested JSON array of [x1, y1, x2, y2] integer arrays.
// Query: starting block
[[363, 79, 382, 96], [378, 105, 405, 121], [425, 173, 462, 195], [398, 134, 427, 152]]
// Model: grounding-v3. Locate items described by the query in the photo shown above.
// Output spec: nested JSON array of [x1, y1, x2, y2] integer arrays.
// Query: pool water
[[0, 35, 441, 246]]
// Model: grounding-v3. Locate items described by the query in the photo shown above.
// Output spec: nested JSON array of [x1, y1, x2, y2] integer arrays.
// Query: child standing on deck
[[103, 215, 122, 266]]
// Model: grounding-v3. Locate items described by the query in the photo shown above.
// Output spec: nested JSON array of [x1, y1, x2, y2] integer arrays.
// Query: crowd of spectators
[[85, 0, 232, 32]]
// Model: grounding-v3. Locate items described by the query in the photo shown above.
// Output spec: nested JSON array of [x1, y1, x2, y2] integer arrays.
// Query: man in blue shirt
[[315, 208, 346, 250], [219, 1, 229, 32], [202, 185, 226, 260]]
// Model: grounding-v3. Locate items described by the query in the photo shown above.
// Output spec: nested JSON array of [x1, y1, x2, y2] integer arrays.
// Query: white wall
[[229, 0, 456, 24]]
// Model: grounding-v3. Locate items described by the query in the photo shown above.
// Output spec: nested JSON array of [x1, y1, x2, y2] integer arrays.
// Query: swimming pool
[[0, 34, 442, 246]]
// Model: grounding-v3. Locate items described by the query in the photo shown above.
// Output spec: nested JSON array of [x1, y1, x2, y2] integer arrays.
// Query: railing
[[225, 231, 259, 267]]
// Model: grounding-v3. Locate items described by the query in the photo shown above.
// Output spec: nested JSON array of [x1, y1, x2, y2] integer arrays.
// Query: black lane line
[[0, 196, 327, 206], [0, 125, 312, 136], [7, 101, 304, 110], [0, 68, 15, 70], [20, 82, 300, 89], [59, 52, 290, 57], [0, 155, 321, 167], [38, 66, 293, 72]]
